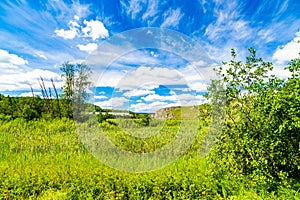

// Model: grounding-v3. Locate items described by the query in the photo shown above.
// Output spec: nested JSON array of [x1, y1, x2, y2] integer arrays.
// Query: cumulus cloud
[[0, 69, 62, 91], [0, 49, 29, 75], [115, 66, 186, 91], [178, 61, 216, 92], [55, 20, 80, 39], [93, 62, 213, 93], [82, 20, 109, 40], [272, 32, 300, 65], [55, 19, 109, 41], [95, 97, 128, 109], [175, 93, 207, 105], [0, 49, 28, 66], [95, 70, 127, 88], [0, 49, 63, 91], [77, 43, 98, 53]]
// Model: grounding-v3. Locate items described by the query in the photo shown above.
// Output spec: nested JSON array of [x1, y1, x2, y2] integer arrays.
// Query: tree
[[74, 63, 92, 103], [207, 47, 300, 189], [60, 62, 76, 100], [60, 62, 92, 122], [60, 62, 92, 103]]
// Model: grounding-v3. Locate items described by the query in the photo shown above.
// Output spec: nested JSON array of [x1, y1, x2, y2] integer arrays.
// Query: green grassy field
[[0, 118, 299, 199]]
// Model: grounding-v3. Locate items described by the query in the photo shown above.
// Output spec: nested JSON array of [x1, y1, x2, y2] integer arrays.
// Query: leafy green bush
[[207, 48, 300, 190]]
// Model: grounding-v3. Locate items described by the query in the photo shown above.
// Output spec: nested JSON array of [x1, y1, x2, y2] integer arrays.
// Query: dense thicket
[[208, 48, 300, 190], [0, 95, 73, 120]]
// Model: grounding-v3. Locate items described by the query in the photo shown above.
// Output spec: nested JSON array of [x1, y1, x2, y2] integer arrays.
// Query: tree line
[[0, 62, 147, 124], [0, 62, 94, 121]]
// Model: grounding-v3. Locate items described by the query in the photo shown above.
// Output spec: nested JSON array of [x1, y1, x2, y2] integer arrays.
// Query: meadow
[[0, 117, 299, 199]]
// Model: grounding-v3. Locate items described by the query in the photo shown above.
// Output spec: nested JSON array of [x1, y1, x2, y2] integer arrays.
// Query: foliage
[[0, 95, 73, 121], [207, 47, 300, 189], [97, 110, 116, 126], [60, 63, 76, 100], [131, 113, 151, 127], [1, 118, 298, 199], [60, 62, 92, 103]]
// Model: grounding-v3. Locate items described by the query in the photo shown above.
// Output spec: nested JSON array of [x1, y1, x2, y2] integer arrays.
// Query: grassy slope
[[152, 105, 203, 120]]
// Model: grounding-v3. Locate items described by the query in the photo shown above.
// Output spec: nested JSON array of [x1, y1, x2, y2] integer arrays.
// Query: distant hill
[[152, 105, 209, 119]]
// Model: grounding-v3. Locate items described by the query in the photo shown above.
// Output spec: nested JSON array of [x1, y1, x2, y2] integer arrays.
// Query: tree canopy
[[207, 47, 300, 189]]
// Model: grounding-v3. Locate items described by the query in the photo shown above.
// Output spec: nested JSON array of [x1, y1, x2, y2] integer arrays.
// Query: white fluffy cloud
[[94, 63, 212, 93], [175, 93, 207, 105], [0, 69, 62, 91], [82, 20, 109, 40], [179, 61, 216, 92], [77, 43, 98, 53], [95, 97, 128, 109], [115, 66, 186, 91], [95, 70, 127, 88], [0, 49, 62, 92], [272, 32, 300, 65], [54, 20, 80, 40], [0, 49, 28, 75], [55, 18, 109, 41], [0, 49, 28, 66], [95, 66, 182, 90]]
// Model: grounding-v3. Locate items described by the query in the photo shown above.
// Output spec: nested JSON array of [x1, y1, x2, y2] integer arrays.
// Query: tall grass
[[0, 118, 298, 199]]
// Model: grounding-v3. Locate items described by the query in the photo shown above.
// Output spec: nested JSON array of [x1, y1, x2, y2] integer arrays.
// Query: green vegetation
[[0, 95, 73, 120], [0, 48, 299, 199], [207, 48, 300, 192], [60, 62, 91, 102], [162, 105, 200, 119], [0, 118, 298, 199]]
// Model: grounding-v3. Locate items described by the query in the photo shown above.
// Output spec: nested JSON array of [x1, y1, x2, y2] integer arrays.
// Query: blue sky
[[0, 0, 299, 112]]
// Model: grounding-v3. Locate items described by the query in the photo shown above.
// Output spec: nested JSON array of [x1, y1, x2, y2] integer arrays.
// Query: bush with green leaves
[[207, 47, 300, 189]]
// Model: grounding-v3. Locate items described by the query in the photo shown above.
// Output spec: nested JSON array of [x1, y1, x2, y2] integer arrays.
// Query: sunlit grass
[[0, 118, 298, 199]]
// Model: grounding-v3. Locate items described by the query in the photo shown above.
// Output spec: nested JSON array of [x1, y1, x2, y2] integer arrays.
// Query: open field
[[0, 118, 299, 199]]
